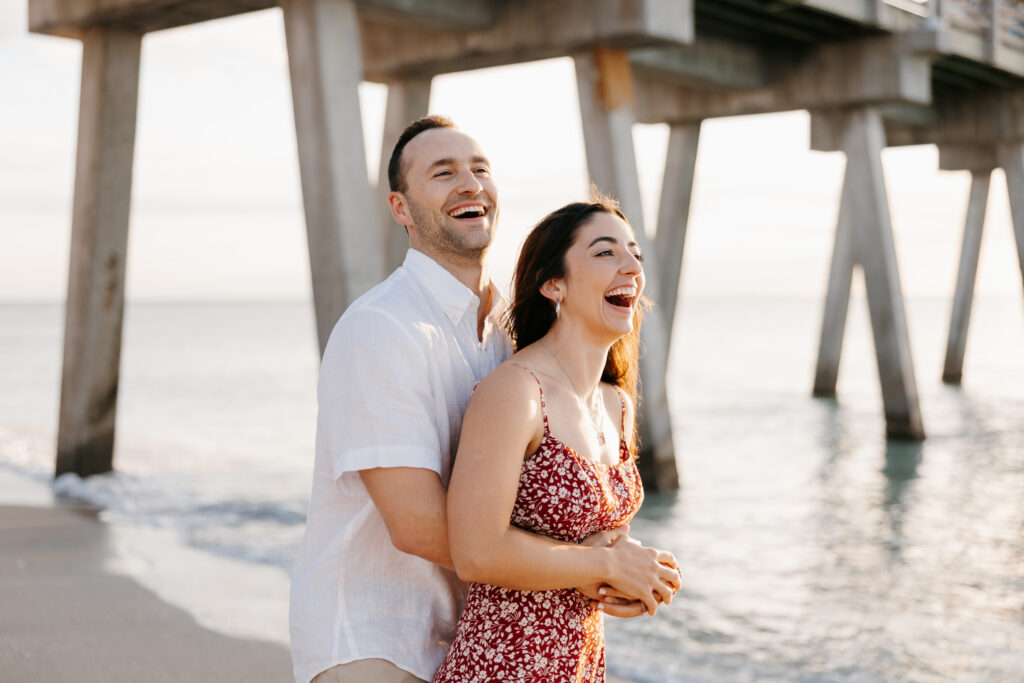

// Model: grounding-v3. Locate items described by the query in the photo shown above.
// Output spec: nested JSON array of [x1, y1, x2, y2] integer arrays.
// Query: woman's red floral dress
[[433, 373, 644, 683]]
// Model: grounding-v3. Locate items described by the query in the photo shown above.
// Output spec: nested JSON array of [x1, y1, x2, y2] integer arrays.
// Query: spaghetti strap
[[613, 385, 628, 444], [510, 364, 550, 434]]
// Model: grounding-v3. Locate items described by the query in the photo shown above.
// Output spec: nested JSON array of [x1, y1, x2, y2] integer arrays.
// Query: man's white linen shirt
[[289, 249, 513, 683]]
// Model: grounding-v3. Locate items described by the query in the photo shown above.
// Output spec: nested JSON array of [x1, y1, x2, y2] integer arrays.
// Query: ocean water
[[1, 298, 1022, 682]]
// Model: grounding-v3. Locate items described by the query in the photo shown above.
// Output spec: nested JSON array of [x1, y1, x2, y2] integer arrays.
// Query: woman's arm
[[447, 364, 679, 615]]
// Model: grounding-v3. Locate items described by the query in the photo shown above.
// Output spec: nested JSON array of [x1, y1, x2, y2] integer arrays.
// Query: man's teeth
[[448, 205, 486, 217]]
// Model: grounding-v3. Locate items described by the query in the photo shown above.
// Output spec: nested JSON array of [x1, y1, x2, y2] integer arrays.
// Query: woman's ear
[[540, 278, 563, 304]]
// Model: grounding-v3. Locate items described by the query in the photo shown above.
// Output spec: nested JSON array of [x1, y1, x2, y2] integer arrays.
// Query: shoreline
[[0, 466, 637, 683], [0, 467, 294, 682]]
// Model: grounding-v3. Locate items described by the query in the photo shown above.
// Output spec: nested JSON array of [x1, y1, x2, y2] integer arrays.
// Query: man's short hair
[[387, 115, 457, 194]]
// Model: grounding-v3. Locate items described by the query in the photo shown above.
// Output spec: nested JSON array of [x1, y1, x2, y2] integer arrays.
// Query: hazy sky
[[1, 1, 1021, 303]]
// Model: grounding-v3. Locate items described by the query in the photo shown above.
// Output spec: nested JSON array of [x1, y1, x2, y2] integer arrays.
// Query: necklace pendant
[[597, 431, 606, 446]]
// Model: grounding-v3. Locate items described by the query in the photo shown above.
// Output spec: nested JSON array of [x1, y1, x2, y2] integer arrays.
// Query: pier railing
[[927, 0, 1024, 51]]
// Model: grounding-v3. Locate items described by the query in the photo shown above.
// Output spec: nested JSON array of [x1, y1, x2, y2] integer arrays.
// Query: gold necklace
[[539, 340, 607, 445]]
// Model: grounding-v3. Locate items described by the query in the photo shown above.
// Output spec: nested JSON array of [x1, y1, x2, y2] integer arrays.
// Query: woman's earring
[[555, 299, 561, 318]]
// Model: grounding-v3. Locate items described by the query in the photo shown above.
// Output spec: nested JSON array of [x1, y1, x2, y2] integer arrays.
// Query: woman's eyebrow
[[587, 236, 640, 250]]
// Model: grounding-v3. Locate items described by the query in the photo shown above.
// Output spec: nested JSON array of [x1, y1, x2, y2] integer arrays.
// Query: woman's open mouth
[[604, 285, 637, 310]]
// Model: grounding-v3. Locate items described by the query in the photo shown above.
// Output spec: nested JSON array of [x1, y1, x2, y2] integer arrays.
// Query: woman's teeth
[[604, 286, 636, 308]]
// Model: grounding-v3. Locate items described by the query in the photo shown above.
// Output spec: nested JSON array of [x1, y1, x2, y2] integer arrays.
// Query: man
[[289, 115, 509, 683], [289, 117, 651, 683]]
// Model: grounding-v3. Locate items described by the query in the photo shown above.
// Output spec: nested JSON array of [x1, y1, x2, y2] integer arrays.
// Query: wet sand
[[0, 468, 634, 683], [0, 474, 293, 683]]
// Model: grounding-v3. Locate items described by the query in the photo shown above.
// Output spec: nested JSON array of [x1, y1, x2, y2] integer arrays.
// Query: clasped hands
[[575, 524, 681, 618]]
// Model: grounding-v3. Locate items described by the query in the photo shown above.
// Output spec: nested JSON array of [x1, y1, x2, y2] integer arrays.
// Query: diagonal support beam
[[56, 27, 142, 477], [655, 122, 700, 346], [812, 149, 858, 397], [844, 107, 924, 438], [575, 47, 679, 491], [377, 78, 432, 274], [282, 0, 384, 356], [812, 107, 924, 438], [997, 143, 1024, 294], [943, 171, 991, 384]]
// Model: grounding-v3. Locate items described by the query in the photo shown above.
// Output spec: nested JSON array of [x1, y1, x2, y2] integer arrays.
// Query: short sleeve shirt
[[289, 249, 513, 683]]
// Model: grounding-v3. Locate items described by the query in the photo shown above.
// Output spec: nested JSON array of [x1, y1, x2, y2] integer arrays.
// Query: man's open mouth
[[447, 204, 489, 220], [604, 286, 637, 309]]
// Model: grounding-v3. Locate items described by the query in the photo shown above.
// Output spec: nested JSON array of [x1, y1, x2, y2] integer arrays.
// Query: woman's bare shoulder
[[469, 359, 542, 413], [459, 360, 546, 457], [476, 357, 542, 394]]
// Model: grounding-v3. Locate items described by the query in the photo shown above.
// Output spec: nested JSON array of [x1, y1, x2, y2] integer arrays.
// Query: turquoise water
[[1, 298, 1022, 681]]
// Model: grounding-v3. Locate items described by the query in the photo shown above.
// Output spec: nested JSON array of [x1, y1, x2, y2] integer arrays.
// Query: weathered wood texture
[[943, 171, 990, 384], [834, 108, 924, 439], [635, 35, 932, 125], [377, 78, 432, 274], [28, 0, 499, 37], [29, 0, 277, 37], [575, 47, 679, 491], [56, 27, 141, 477], [997, 142, 1024, 293], [282, 0, 382, 355], [885, 87, 1024, 148], [655, 122, 700, 347], [812, 147, 857, 397], [362, 0, 694, 81]]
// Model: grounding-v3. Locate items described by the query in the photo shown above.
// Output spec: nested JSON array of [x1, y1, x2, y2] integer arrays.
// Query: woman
[[434, 199, 681, 682]]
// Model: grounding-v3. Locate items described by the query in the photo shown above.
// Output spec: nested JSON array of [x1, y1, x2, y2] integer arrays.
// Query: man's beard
[[408, 201, 496, 258]]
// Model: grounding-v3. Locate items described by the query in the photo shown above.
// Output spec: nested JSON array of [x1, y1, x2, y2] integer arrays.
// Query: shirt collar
[[402, 249, 500, 327]]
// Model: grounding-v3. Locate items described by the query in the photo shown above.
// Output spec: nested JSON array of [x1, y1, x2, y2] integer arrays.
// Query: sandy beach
[[0, 466, 639, 683], [0, 468, 293, 683]]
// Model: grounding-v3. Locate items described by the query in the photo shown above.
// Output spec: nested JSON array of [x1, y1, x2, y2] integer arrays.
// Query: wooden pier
[[29, 0, 1024, 491]]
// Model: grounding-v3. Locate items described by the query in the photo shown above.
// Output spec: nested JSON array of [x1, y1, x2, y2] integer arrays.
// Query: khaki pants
[[312, 658, 427, 683]]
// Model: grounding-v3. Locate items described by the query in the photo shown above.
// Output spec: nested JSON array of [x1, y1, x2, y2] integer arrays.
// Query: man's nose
[[455, 168, 483, 194]]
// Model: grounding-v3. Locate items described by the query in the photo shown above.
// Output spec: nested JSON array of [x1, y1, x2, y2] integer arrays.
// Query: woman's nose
[[621, 253, 642, 275]]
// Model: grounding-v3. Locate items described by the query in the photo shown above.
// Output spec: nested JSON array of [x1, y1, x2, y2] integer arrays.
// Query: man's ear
[[388, 191, 413, 230]]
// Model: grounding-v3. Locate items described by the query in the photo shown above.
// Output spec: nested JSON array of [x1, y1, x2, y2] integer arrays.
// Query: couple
[[289, 116, 681, 683]]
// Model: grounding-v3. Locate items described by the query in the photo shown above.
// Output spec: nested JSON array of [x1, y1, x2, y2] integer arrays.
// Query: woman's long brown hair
[[504, 198, 649, 455]]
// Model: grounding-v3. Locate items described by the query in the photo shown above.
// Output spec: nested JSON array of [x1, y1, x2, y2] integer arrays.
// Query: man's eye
[[474, 167, 490, 175], [434, 170, 452, 177]]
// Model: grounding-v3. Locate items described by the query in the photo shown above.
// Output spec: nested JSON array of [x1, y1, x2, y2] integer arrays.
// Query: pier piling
[[378, 78, 432, 274], [55, 27, 141, 477], [282, 0, 383, 355], [943, 171, 991, 384], [575, 46, 680, 491]]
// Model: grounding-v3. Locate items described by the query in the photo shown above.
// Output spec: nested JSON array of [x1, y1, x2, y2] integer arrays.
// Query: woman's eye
[[596, 249, 613, 257], [633, 253, 645, 262]]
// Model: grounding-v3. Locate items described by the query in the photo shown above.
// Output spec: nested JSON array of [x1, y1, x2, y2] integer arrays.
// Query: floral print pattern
[[434, 374, 644, 683]]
